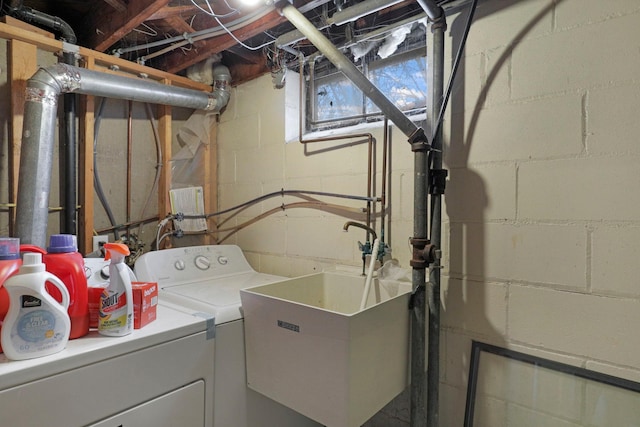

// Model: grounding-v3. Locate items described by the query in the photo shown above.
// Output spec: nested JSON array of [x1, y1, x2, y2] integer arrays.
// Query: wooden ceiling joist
[[82, 0, 171, 52], [160, 9, 287, 74], [148, 5, 201, 21]]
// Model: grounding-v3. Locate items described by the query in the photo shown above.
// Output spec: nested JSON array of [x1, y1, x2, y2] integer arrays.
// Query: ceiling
[[6, 0, 458, 86]]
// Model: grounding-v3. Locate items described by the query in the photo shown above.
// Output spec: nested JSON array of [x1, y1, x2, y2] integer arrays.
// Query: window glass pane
[[366, 55, 427, 114], [315, 73, 363, 122]]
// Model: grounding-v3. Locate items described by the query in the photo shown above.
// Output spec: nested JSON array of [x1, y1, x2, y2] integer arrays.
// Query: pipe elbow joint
[[29, 63, 80, 95], [207, 65, 232, 111]]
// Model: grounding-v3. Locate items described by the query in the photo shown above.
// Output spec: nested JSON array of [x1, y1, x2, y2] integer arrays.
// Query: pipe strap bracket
[[429, 169, 448, 195]]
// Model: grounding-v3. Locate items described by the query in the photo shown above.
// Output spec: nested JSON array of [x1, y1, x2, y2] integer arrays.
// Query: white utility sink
[[240, 271, 411, 427]]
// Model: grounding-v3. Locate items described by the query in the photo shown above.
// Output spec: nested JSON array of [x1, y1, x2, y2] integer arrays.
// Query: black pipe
[[8, 4, 79, 234], [62, 53, 77, 234]]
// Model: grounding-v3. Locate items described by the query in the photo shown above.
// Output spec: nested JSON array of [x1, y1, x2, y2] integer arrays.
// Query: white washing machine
[[134, 244, 321, 427], [0, 300, 214, 426]]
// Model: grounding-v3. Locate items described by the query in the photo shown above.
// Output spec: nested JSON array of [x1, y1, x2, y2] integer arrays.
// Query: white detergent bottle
[[1, 253, 71, 360], [99, 243, 133, 337]]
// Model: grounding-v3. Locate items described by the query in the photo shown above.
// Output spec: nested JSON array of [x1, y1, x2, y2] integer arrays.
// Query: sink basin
[[240, 271, 411, 427]]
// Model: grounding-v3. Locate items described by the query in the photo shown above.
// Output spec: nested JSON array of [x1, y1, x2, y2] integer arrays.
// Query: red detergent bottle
[[0, 237, 22, 353], [43, 234, 90, 339]]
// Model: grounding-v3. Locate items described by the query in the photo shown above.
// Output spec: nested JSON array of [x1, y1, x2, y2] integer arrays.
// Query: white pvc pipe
[[360, 238, 380, 310]]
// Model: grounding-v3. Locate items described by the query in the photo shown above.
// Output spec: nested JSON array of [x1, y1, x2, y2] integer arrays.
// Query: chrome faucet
[[343, 221, 379, 275], [342, 221, 377, 242]]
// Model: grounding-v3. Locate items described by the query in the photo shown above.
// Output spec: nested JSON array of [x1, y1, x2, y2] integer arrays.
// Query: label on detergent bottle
[[99, 289, 132, 331], [10, 296, 66, 354]]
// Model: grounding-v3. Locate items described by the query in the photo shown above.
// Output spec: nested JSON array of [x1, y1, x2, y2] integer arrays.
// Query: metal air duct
[[16, 63, 231, 248]]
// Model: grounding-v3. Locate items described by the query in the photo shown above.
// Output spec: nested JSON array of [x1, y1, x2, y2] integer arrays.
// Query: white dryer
[[134, 245, 321, 427]]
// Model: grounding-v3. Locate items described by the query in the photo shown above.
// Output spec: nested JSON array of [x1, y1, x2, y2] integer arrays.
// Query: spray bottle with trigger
[[98, 243, 133, 337]]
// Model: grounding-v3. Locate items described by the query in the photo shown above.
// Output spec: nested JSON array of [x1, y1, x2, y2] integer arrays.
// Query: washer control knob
[[194, 255, 211, 270], [174, 259, 186, 271], [217, 256, 228, 265]]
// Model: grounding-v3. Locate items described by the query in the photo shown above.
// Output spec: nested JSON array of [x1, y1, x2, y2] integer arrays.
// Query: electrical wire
[[212, 14, 275, 51], [118, 4, 273, 57], [190, 0, 238, 18]]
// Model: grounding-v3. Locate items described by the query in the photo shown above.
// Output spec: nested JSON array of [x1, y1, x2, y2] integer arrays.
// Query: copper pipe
[[381, 117, 389, 245], [297, 58, 376, 242]]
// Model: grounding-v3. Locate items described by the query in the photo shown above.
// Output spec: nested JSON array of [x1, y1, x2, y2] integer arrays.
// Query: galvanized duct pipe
[[8, 3, 80, 235], [16, 63, 231, 247]]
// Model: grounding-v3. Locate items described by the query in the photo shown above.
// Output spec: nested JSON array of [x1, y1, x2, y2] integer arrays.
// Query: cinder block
[[512, 12, 640, 99], [235, 144, 284, 184], [508, 285, 640, 368], [555, 0, 640, 30], [284, 138, 370, 179], [218, 114, 260, 151], [584, 361, 640, 384], [444, 164, 516, 222], [389, 170, 414, 222], [217, 148, 236, 184], [286, 217, 355, 262], [588, 84, 640, 155], [447, 94, 583, 166], [483, 46, 512, 106], [443, 331, 475, 389], [440, 383, 468, 427], [592, 227, 640, 297], [458, 0, 553, 56], [236, 216, 286, 254], [218, 182, 268, 219], [442, 278, 508, 338], [448, 222, 586, 288], [518, 157, 640, 221]]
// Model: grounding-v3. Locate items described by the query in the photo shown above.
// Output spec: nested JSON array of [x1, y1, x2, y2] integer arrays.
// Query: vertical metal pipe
[[427, 16, 446, 427], [62, 52, 77, 235], [410, 148, 429, 427]]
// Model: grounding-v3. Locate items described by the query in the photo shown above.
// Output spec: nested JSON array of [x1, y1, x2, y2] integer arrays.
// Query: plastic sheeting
[[170, 109, 219, 189]]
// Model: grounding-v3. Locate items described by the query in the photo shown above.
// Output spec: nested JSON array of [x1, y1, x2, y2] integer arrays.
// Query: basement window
[[305, 23, 427, 132]]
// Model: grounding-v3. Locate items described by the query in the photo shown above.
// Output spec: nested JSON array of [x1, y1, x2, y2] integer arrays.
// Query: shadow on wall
[[444, 1, 562, 425]]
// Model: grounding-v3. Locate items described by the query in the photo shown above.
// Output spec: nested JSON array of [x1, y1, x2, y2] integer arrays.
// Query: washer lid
[[159, 272, 285, 324]]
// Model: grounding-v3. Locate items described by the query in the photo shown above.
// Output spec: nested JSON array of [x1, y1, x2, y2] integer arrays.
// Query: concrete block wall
[[218, 0, 640, 424]]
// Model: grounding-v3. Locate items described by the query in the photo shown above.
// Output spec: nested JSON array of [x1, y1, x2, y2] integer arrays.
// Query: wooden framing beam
[[1, 20, 216, 252], [81, 0, 171, 53], [148, 5, 200, 21], [78, 56, 96, 254], [160, 9, 286, 74]]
